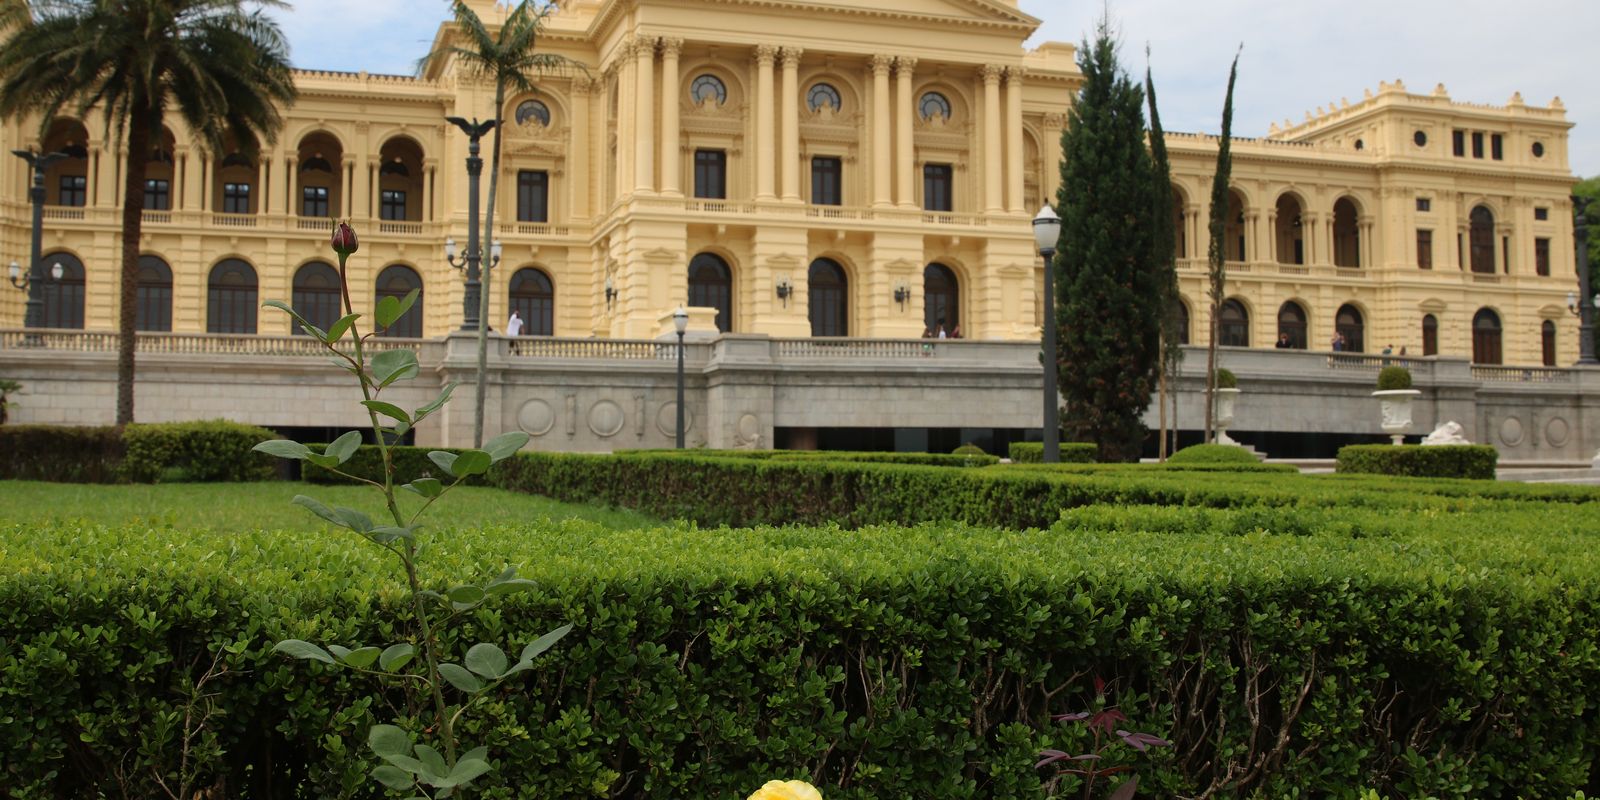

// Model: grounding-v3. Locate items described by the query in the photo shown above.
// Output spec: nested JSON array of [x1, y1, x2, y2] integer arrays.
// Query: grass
[[0, 480, 657, 533]]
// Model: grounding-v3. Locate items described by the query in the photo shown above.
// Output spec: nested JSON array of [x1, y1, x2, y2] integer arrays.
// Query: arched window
[[1542, 320, 1557, 367], [1335, 304, 1365, 353], [515, 99, 550, 127], [691, 75, 726, 106], [1333, 198, 1361, 267], [136, 255, 172, 332], [207, 259, 257, 334], [807, 83, 841, 113], [1218, 298, 1249, 347], [808, 258, 848, 337], [924, 263, 959, 334], [1275, 194, 1305, 265], [919, 92, 951, 122], [508, 267, 554, 336], [41, 253, 85, 329], [1422, 314, 1439, 356], [688, 253, 733, 333], [1276, 301, 1307, 349], [1470, 206, 1496, 274], [1472, 308, 1502, 365], [291, 262, 341, 336], [375, 265, 423, 338], [1174, 300, 1190, 346]]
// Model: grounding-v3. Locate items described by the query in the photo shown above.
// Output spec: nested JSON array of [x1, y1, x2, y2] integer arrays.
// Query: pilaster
[[780, 47, 802, 202], [659, 40, 683, 197], [981, 64, 1003, 213], [894, 56, 916, 208], [753, 44, 778, 201], [870, 55, 893, 208]]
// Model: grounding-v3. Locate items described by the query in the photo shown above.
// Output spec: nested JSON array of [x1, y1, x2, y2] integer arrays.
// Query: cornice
[[592, 0, 1038, 39]]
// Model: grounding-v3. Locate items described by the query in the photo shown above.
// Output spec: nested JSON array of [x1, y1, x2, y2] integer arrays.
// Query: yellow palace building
[[0, 0, 1583, 369]]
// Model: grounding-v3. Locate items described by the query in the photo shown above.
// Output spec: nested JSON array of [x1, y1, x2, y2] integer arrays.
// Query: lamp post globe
[[1032, 205, 1062, 463], [673, 306, 689, 448]]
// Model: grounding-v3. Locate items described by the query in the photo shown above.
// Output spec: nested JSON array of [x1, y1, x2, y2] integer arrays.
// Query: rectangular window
[[923, 163, 953, 212], [1536, 237, 1550, 276], [1417, 230, 1433, 270], [1472, 131, 1484, 159], [693, 150, 726, 199], [1535, 207, 1549, 221], [143, 179, 170, 211], [517, 170, 549, 222], [1416, 197, 1431, 213], [222, 182, 251, 214], [380, 190, 407, 221], [1491, 134, 1504, 161], [811, 157, 842, 206], [1452, 130, 1466, 157], [59, 175, 87, 207], [301, 186, 329, 217]]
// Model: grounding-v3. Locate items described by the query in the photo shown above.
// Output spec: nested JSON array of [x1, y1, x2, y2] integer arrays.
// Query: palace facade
[[0, 0, 1583, 368]]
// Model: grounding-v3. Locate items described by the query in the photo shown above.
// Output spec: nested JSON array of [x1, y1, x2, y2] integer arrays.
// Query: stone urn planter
[[1213, 387, 1241, 446], [1373, 389, 1423, 445]]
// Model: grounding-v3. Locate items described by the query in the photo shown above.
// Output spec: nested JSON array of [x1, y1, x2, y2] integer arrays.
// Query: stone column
[[258, 158, 270, 215], [894, 56, 916, 208], [178, 148, 201, 212], [754, 44, 778, 201], [422, 161, 435, 223], [659, 39, 683, 197], [573, 75, 595, 212], [345, 157, 359, 219], [614, 44, 634, 201], [1005, 67, 1025, 213], [634, 37, 656, 195], [273, 154, 294, 216], [870, 55, 893, 208], [92, 144, 113, 207], [780, 47, 802, 202], [1360, 216, 1375, 269], [982, 64, 1003, 213]]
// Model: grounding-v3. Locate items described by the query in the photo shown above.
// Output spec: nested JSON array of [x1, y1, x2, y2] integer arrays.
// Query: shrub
[[1008, 442, 1097, 463], [952, 443, 986, 456], [1336, 444, 1498, 480], [1167, 443, 1258, 465], [1214, 367, 1238, 389], [1377, 366, 1413, 391], [592, 448, 1002, 468], [0, 425, 123, 482], [121, 420, 279, 482]]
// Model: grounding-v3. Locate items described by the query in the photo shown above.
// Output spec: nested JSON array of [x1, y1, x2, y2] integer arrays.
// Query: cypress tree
[[1055, 19, 1162, 462], [1204, 50, 1241, 442], [1146, 59, 1180, 460]]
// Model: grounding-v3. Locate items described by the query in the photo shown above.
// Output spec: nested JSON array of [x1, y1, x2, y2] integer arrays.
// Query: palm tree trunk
[[472, 84, 508, 448], [116, 115, 152, 426]]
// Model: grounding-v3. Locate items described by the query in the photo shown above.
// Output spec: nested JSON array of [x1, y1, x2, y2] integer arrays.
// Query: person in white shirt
[[506, 310, 523, 337]]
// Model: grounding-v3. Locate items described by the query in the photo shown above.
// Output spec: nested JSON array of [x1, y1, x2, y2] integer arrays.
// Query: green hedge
[[1167, 443, 1260, 465], [1007, 442, 1097, 463], [0, 421, 276, 483], [1336, 444, 1498, 480], [3, 516, 1598, 798], [617, 448, 1001, 468]]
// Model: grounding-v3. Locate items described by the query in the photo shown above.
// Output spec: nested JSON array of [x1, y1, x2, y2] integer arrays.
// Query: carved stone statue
[[1421, 421, 1471, 446]]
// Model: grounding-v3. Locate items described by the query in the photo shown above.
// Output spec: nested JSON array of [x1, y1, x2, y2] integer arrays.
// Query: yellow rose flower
[[747, 779, 823, 800]]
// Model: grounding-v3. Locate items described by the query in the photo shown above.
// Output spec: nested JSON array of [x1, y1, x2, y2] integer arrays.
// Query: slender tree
[[1055, 18, 1164, 462], [1203, 49, 1241, 443], [0, 0, 295, 426], [1145, 57, 1180, 460], [423, 0, 572, 447]]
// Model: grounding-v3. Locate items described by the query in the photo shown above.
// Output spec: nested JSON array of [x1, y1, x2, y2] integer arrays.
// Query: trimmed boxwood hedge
[[0, 421, 276, 483], [0, 425, 124, 482], [1336, 444, 1498, 480], [1167, 443, 1260, 465], [1007, 441, 1097, 463], [617, 448, 1001, 468]]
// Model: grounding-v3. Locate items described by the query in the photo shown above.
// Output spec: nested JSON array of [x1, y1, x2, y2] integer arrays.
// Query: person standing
[[506, 310, 523, 338]]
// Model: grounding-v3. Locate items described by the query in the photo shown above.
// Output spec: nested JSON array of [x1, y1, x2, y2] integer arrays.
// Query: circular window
[[919, 92, 951, 122], [1532, 142, 1546, 158], [807, 83, 841, 114], [1413, 130, 1427, 147], [515, 99, 550, 127], [691, 75, 727, 106], [1354, 139, 1365, 151]]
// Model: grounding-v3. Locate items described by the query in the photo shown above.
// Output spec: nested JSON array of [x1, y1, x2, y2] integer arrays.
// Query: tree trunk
[[116, 114, 153, 426], [1204, 301, 1218, 442], [1158, 341, 1168, 461], [472, 84, 508, 448]]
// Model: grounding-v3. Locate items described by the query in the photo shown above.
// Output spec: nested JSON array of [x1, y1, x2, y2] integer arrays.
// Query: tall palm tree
[[424, 0, 572, 447], [0, 0, 296, 426]]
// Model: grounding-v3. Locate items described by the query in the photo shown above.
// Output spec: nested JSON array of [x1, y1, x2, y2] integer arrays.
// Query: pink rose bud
[[331, 221, 359, 256]]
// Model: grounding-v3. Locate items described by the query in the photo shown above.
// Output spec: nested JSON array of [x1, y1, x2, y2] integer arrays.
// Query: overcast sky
[[266, 0, 1599, 177]]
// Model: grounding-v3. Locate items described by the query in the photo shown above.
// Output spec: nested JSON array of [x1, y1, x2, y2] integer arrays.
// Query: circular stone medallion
[[1545, 416, 1571, 448], [587, 400, 626, 438], [1498, 416, 1525, 447], [517, 399, 555, 437]]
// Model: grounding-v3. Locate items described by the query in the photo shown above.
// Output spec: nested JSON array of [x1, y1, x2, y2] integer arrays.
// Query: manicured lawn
[[0, 480, 657, 533]]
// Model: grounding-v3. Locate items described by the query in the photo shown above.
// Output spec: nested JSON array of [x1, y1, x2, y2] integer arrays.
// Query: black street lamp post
[[1032, 205, 1063, 463], [10, 149, 68, 329], [443, 117, 498, 331], [1573, 195, 1598, 366], [673, 306, 688, 449]]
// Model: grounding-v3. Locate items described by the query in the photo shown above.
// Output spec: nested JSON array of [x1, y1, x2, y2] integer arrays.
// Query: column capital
[[781, 47, 803, 67], [633, 37, 657, 59], [895, 56, 918, 74], [870, 54, 894, 76], [1006, 65, 1028, 82], [661, 37, 685, 57], [1042, 112, 1067, 129], [754, 44, 780, 66], [572, 73, 597, 94], [980, 63, 1004, 83]]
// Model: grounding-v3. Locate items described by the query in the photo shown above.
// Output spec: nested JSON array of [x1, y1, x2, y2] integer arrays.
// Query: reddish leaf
[[1053, 711, 1091, 723], [1117, 730, 1173, 752], [1090, 707, 1128, 735], [1106, 776, 1140, 800]]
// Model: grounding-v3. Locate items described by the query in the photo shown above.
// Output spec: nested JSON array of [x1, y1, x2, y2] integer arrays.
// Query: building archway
[[41, 252, 85, 329], [508, 267, 554, 336], [1472, 308, 1502, 364], [136, 255, 172, 332], [207, 259, 257, 334], [808, 258, 848, 337], [1333, 197, 1361, 267], [1470, 206, 1496, 274], [1276, 301, 1307, 349], [1542, 319, 1557, 366], [291, 261, 341, 336], [688, 253, 733, 333], [1335, 303, 1365, 353], [1422, 314, 1439, 356], [1275, 194, 1305, 265], [376, 265, 423, 338], [1218, 298, 1249, 347], [924, 263, 959, 335]]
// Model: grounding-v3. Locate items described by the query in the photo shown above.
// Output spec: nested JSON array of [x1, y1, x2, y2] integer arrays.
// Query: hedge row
[[1166, 443, 1261, 465], [617, 448, 1000, 467], [1336, 444, 1499, 480], [0, 421, 277, 483], [1007, 441, 1097, 463], [3, 517, 1597, 798]]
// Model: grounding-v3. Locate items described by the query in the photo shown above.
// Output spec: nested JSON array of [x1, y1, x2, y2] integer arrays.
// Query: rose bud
[[331, 221, 359, 256]]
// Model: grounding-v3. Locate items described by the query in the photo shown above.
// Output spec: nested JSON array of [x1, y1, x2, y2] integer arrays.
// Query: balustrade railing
[[212, 213, 257, 228], [0, 329, 429, 357], [508, 338, 683, 360], [1472, 365, 1575, 383], [1325, 353, 1425, 371], [775, 338, 931, 359]]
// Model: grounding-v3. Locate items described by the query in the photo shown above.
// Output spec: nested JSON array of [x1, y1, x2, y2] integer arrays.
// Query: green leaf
[[465, 643, 509, 679], [292, 495, 344, 527], [379, 643, 415, 672], [451, 450, 492, 478], [372, 349, 420, 388], [326, 431, 363, 464], [444, 757, 492, 788], [484, 431, 530, 463], [460, 746, 488, 764], [438, 663, 485, 693], [427, 451, 458, 478], [253, 439, 311, 460], [519, 624, 573, 663], [376, 288, 420, 329], [304, 452, 342, 470], [326, 313, 360, 345], [340, 646, 381, 669], [414, 744, 449, 779], [369, 526, 416, 545], [273, 639, 335, 664], [263, 299, 318, 336], [333, 507, 374, 534], [401, 478, 444, 499], [448, 585, 485, 606], [372, 765, 415, 790], [368, 724, 411, 758], [414, 382, 457, 422], [362, 400, 412, 427], [485, 578, 536, 597]]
